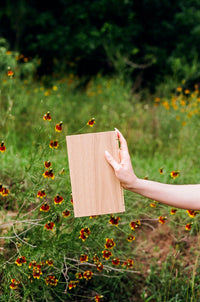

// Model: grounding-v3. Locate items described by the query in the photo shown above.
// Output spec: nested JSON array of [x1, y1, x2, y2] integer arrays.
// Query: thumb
[[105, 150, 120, 171]]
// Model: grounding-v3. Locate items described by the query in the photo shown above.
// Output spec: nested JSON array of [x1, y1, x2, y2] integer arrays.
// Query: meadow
[[1, 51, 200, 302]]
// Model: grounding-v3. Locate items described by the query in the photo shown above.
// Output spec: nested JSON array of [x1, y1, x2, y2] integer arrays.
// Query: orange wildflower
[[170, 208, 177, 215], [87, 117, 95, 127], [187, 210, 198, 218], [96, 262, 104, 272], [44, 161, 51, 168], [83, 270, 93, 280], [123, 258, 134, 269], [46, 259, 54, 266], [80, 254, 88, 263], [170, 171, 180, 179], [33, 265, 42, 279], [45, 275, 58, 286], [104, 238, 115, 249], [102, 249, 112, 260], [40, 203, 50, 212], [94, 295, 104, 302], [62, 209, 71, 217], [112, 257, 120, 266], [37, 189, 46, 198], [43, 111, 51, 121], [185, 223, 192, 231], [43, 169, 55, 179], [69, 280, 78, 290], [127, 234, 135, 242], [55, 121, 63, 132], [10, 279, 20, 289], [109, 215, 121, 226], [44, 222, 55, 231], [158, 216, 167, 224], [129, 220, 141, 230], [49, 140, 59, 149]]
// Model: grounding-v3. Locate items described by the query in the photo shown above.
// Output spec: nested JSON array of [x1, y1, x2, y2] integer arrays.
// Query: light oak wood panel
[[66, 131, 125, 217]]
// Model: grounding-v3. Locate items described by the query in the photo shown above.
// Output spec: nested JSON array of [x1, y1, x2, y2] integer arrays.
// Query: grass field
[[1, 56, 200, 301]]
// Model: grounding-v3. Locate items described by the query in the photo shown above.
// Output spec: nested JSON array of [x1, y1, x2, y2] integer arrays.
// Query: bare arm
[[105, 129, 200, 210]]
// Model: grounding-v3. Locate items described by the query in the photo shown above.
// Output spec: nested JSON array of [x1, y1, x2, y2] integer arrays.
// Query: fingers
[[115, 128, 128, 151], [105, 150, 120, 171]]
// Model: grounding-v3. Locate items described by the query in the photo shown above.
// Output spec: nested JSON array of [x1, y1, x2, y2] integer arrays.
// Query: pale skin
[[105, 129, 200, 210]]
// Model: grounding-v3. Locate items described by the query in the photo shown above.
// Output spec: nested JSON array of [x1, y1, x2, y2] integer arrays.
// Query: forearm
[[131, 179, 200, 210]]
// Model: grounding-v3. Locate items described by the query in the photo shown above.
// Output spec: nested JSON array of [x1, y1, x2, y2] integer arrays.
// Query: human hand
[[105, 129, 138, 190]]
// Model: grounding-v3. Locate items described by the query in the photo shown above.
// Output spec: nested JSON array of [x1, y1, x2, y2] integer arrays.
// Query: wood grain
[[66, 131, 125, 217]]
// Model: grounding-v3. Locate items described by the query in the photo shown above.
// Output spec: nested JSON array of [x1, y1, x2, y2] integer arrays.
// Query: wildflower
[[28, 260, 37, 269], [102, 250, 112, 260], [1, 187, 10, 196], [44, 161, 51, 168], [37, 189, 46, 198], [187, 210, 198, 218], [162, 101, 170, 110], [90, 215, 98, 219], [80, 254, 88, 263], [49, 140, 59, 149], [79, 227, 91, 241], [104, 238, 116, 249], [40, 203, 50, 212], [70, 194, 73, 204], [112, 258, 120, 266], [158, 216, 167, 224], [170, 171, 180, 179], [127, 234, 135, 242], [15, 256, 26, 266], [7, 67, 14, 77], [10, 279, 20, 289], [123, 258, 134, 269], [184, 89, 190, 95], [170, 208, 177, 215], [43, 169, 55, 179], [45, 275, 58, 286], [75, 272, 82, 279], [54, 194, 64, 205], [109, 215, 120, 226], [59, 168, 66, 175], [93, 254, 99, 263], [52, 85, 58, 91], [0, 141, 6, 152], [94, 295, 104, 302], [83, 270, 93, 280], [159, 167, 164, 174], [150, 202, 157, 208], [55, 121, 63, 132], [96, 262, 104, 271], [69, 280, 78, 290], [176, 87, 182, 92], [62, 210, 71, 217], [154, 97, 160, 103], [44, 222, 55, 231], [46, 259, 54, 266], [43, 111, 51, 121], [185, 223, 192, 231], [33, 265, 42, 279], [87, 117, 95, 127], [129, 220, 141, 230]]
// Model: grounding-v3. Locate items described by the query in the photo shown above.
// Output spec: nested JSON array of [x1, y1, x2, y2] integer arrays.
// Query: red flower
[[46, 259, 54, 266], [129, 220, 141, 230], [40, 203, 50, 212], [75, 272, 82, 279], [187, 210, 198, 218], [123, 258, 134, 269], [94, 295, 104, 302], [55, 121, 63, 132], [33, 265, 42, 279], [7, 68, 14, 77], [0, 141, 6, 152], [54, 194, 64, 205], [93, 254, 99, 263], [185, 223, 192, 231], [170, 171, 180, 179], [44, 222, 55, 231], [45, 275, 58, 286], [80, 254, 88, 263], [69, 280, 78, 290], [49, 140, 59, 149], [79, 227, 91, 241], [170, 208, 177, 215], [112, 258, 120, 266], [158, 216, 167, 224], [127, 234, 135, 242], [43, 169, 55, 179], [37, 189, 46, 198], [70, 194, 73, 204], [96, 262, 104, 271], [1, 187, 10, 196], [15, 256, 26, 266], [62, 210, 71, 217], [43, 111, 51, 121], [44, 161, 51, 168], [109, 215, 120, 226], [104, 238, 115, 249], [102, 250, 112, 260], [28, 260, 37, 269], [10, 279, 20, 289], [83, 270, 93, 280], [159, 167, 164, 174], [87, 117, 95, 127]]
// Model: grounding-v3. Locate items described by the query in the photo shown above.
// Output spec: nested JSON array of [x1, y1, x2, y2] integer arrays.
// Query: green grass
[[1, 64, 200, 301]]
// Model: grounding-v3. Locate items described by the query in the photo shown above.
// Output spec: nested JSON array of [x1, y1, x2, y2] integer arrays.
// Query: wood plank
[[66, 131, 125, 217]]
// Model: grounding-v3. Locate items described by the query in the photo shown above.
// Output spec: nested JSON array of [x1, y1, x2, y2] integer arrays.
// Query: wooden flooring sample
[[66, 131, 125, 217]]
